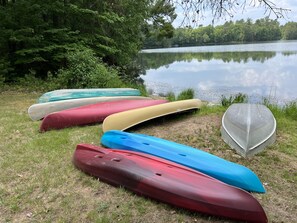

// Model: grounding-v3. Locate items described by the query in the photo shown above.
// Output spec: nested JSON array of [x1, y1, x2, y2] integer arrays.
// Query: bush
[[262, 97, 297, 121], [165, 89, 195, 101], [14, 70, 60, 92], [1, 47, 149, 95], [166, 92, 176, 101], [0, 58, 10, 87], [0, 75, 4, 88], [221, 93, 248, 107], [283, 102, 297, 121], [176, 88, 195, 100], [56, 47, 125, 89]]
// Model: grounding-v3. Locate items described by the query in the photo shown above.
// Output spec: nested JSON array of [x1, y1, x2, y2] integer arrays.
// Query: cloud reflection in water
[[140, 47, 297, 104]]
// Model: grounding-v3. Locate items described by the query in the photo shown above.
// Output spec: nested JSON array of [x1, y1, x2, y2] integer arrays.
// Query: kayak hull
[[101, 130, 266, 193], [40, 99, 167, 132], [73, 144, 267, 223]]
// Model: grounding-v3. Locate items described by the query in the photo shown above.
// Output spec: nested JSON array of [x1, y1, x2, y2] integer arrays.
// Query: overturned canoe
[[40, 99, 167, 132], [73, 144, 267, 223], [102, 99, 203, 132], [38, 88, 141, 103], [101, 130, 266, 193], [221, 103, 276, 158], [28, 96, 150, 121]]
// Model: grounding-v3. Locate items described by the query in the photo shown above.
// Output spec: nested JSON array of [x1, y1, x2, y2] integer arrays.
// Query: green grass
[[0, 91, 296, 222], [220, 93, 248, 107], [166, 88, 195, 101]]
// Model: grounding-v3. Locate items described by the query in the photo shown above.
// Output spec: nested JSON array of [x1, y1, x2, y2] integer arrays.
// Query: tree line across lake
[[144, 18, 297, 49]]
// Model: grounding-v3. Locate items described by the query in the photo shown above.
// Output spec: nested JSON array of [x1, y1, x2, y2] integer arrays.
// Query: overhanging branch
[[169, 0, 291, 27]]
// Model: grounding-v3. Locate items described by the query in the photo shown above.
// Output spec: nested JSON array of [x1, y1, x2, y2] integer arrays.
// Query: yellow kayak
[[102, 99, 204, 132]]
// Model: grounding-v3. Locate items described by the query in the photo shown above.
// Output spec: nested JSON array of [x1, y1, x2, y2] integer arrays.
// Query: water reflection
[[139, 49, 297, 104], [139, 52, 278, 70], [142, 40, 297, 53]]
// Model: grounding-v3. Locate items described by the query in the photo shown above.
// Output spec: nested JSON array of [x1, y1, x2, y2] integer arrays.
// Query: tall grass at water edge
[[165, 88, 195, 101], [220, 93, 297, 121], [263, 98, 297, 121], [220, 93, 248, 107]]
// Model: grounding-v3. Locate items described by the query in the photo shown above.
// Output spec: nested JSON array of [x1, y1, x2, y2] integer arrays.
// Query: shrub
[[165, 89, 195, 101], [176, 88, 195, 100], [283, 102, 297, 121], [166, 92, 176, 101], [56, 47, 125, 89], [0, 75, 4, 88], [0, 58, 10, 88], [14, 70, 60, 92], [221, 93, 248, 107]]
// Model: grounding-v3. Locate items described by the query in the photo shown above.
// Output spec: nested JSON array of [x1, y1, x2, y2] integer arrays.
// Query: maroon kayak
[[40, 99, 167, 132], [73, 144, 268, 223]]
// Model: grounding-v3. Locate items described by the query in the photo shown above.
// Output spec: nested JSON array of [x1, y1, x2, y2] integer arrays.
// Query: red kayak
[[40, 99, 167, 132], [73, 144, 268, 223]]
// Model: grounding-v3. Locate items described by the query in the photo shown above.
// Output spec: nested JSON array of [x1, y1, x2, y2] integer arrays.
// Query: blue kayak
[[101, 130, 266, 193], [38, 88, 141, 103]]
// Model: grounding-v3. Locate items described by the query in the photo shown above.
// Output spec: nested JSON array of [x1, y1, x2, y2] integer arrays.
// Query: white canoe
[[28, 96, 151, 121], [221, 103, 276, 158], [102, 99, 204, 132]]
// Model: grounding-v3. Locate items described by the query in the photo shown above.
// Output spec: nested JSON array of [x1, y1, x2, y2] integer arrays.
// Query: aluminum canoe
[[101, 130, 266, 193], [221, 103, 276, 158], [73, 144, 267, 223]]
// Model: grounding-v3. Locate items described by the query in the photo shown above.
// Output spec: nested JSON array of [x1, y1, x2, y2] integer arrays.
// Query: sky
[[172, 0, 297, 27]]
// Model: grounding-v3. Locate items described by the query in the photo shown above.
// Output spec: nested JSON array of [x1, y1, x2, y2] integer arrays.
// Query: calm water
[[139, 41, 297, 104]]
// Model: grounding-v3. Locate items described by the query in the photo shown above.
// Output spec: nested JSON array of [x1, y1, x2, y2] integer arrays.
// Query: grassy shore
[[0, 91, 296, 223]]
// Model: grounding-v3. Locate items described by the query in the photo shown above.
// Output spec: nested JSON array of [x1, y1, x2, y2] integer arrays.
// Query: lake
[[139, 41, 297, 104]]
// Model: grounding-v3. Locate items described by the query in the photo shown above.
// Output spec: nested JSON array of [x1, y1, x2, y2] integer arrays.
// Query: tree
[[254, 17, 281, 41], [144, 18, 296, 48], [0, 0, 292, 83], [282, 22, 297, 40], [0, 0, 175, 82], [145, 0, 176, 41]]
